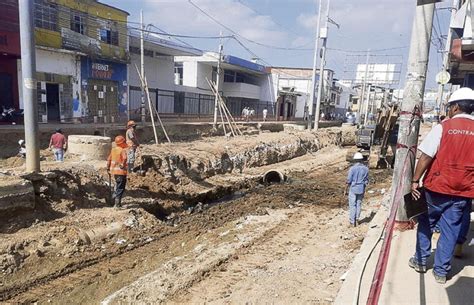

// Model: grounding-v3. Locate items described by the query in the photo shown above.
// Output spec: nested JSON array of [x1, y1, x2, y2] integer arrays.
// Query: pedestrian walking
[[17, 139, 26, 158], [241, 107, 248, 121], [409, 87, 474, 284], [49, 128, 67, 162], [125, 120, 140, 173], [262, 107, 268, 122], [107, 136, 128, 208], [345, 152, 369, 227]]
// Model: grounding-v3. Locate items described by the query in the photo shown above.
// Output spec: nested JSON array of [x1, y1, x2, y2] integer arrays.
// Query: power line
[[187, 0, 313, 51], [328, 46, 409, 53]]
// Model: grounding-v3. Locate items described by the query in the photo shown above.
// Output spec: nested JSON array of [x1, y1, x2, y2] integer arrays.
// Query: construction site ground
[[0, 126, 395, 304]]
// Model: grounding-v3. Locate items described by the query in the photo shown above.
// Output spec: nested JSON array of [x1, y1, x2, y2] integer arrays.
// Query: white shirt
[[262, 109, 268, 117], [418, 113, 474, 158]]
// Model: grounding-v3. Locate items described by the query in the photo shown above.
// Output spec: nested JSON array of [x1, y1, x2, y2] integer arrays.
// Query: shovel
[[108, 171, 114, 206]]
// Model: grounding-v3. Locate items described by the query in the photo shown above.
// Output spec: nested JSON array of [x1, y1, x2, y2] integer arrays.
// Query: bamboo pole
[[135, 65, 159, 144]]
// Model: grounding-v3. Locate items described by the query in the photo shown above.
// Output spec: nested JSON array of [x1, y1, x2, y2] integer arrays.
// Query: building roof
[[129, 29, 202, 57], [97, 1, 130, 16]]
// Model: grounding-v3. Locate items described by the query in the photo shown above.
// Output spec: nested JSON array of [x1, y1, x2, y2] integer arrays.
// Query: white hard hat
[[447, 87, 474, 104], [18, 139, 25, 145], [353, 152, 364, 160]]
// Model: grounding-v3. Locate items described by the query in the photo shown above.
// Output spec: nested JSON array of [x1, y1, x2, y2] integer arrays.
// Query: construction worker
[[125, 120, 140, 173], [409, 87, 474, 284], [344, 152, 369, 227], [49, 128, 67, 162], [18, 139, 26, 158], [107, 136, 128, 208]]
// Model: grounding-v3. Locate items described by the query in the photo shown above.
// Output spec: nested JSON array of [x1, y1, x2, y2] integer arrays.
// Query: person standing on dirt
[[262, 107, 268, 122], [409, 87, 474, 284], [126, 120, 140, 173], [344, 152, 369, 227], [107, 136, 128, 208], [49, 128, 67, 162]]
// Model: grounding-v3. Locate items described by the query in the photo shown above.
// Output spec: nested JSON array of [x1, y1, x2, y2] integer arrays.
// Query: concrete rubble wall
[[0, 176, 35, 211]]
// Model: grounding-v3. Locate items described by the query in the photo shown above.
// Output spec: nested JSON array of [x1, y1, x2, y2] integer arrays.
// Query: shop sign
[[91, 62, 114, 79]]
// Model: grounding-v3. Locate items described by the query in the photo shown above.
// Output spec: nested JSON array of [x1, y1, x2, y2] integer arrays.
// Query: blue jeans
[[349, 191, 364, 224], [127, 147, 136, 173], [53, 148, 64, 162], [458, 202, 472, 244], [414, 189, 470, 276]]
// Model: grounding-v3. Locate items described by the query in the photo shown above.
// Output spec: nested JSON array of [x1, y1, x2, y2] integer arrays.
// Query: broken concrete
[[0, 175, 35, 211]]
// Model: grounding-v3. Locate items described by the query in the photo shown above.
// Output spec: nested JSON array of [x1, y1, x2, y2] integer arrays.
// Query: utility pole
[[213, 34, 223, 129], [307, 0, 322, 129], [140, 10, 146, 123], [436, 0, 458, 116], [313, 0, 330, 131], [358, 49, 370, 125], [19, 0, 40, 172], [391, 2, 436, 224], [364, 85, 372, 126]]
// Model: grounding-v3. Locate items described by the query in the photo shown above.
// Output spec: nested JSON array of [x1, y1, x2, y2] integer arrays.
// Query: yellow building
[[29, 0, 129, 123]]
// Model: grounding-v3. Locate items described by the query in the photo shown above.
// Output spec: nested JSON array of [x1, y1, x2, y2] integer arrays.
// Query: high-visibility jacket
[[423, 117, 474, 198], [107, 146, 128, 176]]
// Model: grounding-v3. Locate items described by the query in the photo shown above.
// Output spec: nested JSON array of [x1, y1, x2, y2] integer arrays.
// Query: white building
[[356, 64, 397, 86], [128, 29, 202, 118], [175, 53, 272, 117]]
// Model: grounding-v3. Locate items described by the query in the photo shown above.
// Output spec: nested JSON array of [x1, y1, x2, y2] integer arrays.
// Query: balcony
[[222, 82, 261, 100]]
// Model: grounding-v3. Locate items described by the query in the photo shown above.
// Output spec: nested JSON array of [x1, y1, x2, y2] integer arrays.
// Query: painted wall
[[35, 0, 129, 62], [81, 57, 128, 116], [129, 54, 175, 91]]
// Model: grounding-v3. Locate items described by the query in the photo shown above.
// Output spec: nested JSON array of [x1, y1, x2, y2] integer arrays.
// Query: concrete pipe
[[78, 222, 122, 245], [68, 135, 111, 161], [262, 170, 286, 184]]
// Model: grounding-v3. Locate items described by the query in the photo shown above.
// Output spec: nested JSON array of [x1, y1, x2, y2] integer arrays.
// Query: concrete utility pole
[[140, 10, 146, 123], [358, 49, 370, 125], [307, 0, 323, 129], [313, 0, 331, 131], [436, 0, 459, 114], [213, 36, 223, 128], [19, 0, 40, 172], [391, 1, 436, 224]]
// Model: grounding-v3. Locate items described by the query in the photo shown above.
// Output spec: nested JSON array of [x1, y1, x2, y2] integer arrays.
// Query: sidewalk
[[336, 216, 474, 305]]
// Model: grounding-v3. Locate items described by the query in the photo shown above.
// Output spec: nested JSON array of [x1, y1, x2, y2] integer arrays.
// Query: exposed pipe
[[262, 170, 286, 184]]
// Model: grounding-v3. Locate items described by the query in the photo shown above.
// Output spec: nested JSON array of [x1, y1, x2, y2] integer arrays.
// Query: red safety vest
[[107, 147, 128, 176], [423, 117, 474, 198]]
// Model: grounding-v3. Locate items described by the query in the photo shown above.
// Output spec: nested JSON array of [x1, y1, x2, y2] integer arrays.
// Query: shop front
[[81, 58, 127, 123]]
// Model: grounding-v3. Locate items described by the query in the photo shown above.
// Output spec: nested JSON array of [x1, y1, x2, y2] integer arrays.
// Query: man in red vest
[[408, 87, 474, 284], [107, 136, 128, 208]]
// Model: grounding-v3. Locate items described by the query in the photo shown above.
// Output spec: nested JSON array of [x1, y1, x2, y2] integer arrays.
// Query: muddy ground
[[0, 127, 395, 304]]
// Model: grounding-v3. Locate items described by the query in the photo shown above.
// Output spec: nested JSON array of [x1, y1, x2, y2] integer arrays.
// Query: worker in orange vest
[[126, 120, 140, 173], [107, 136, 128, 208]]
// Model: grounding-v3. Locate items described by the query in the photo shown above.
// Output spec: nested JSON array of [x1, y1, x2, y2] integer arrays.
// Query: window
[[224, 70, 235, 83], [70, 11, 86, 34], [99, 24, 119, 46], [34, 0, 57, 31]]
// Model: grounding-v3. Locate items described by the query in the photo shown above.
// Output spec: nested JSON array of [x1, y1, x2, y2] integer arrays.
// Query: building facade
[[0, 0, 20, 112], [16, 0, 129, 123]]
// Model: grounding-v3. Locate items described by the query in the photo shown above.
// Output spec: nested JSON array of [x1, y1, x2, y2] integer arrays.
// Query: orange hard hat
[[127, 120, 137, 128], [115, 135, 126, 145]]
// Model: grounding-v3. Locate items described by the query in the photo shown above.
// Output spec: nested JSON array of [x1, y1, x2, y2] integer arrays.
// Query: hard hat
[[18, 139, 25, 145], [353, 152, 364, 160], [115, 135, 126, 145], [447, 87, 474, 104], [127, 120, 137, 128]]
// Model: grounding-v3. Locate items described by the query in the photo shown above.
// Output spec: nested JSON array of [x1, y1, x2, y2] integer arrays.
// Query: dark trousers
[[113, 175, 127, 206]]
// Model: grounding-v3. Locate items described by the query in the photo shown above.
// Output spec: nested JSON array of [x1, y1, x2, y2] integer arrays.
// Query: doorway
[[0, 72, 14, 109], [46, 83, 60, 121]]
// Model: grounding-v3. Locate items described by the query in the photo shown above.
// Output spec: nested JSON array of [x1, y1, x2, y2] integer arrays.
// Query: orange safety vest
[[107, 146, 128, 176]]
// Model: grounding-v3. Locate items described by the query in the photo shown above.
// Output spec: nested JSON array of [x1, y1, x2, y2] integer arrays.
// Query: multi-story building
[[269, 67, 335, 120], [127, 29, 204, 119], [15, 0, 130, 123], [0, 0, 20, 112], [175, 52, 272, 118]]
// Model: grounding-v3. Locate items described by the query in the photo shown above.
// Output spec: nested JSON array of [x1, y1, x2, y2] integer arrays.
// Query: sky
[[102, 0, 453, 90]]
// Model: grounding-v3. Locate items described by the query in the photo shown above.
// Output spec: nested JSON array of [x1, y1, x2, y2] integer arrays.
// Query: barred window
[[34, 0, 57, 31], [99, 22, 119, 46], [71, 11, 86, 35]]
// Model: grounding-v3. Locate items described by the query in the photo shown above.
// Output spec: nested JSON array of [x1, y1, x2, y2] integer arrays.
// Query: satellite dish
[[436, 70, 451, 85]]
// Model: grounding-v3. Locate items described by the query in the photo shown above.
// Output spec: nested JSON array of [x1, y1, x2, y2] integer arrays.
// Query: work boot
[[454, 244, 463, 258], [408, 257, 427, 273], [114, 198, 122, 208], [432, 270, 447, 284]]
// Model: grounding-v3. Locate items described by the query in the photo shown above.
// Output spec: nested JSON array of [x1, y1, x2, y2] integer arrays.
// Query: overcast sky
[[102, 0, 453, 90]]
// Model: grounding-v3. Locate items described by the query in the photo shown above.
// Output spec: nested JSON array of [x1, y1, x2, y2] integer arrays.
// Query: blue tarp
[[223, 55, 266, 73]]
